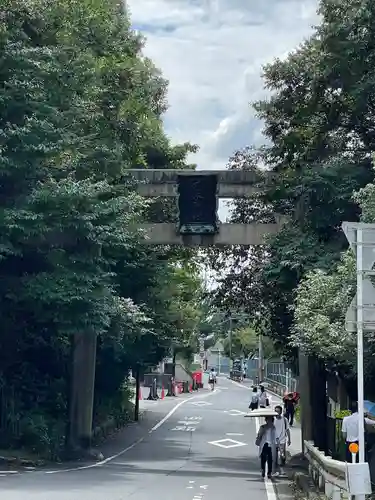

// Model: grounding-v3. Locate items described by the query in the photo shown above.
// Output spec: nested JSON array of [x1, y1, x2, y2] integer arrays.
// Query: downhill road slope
[[0, 378, 285, 500]]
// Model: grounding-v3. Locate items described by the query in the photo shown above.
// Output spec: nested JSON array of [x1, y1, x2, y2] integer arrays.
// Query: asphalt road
[[0, 378, 282, 500]]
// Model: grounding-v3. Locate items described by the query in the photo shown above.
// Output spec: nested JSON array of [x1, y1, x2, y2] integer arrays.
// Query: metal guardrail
[[264, 378, 288, 397], [304, 440, 348, 498]]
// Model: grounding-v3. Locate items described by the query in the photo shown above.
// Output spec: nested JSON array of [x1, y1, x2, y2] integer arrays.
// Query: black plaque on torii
[[177, 174, 218, 235]]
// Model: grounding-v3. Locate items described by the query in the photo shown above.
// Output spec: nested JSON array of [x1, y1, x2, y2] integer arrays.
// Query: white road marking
[[227, 379, 250, 390], [226, 433, 244, 436], [265, 473, 278, 499], [227, 409, 247, 416], [177, 420, 200, 425], [172, 425, 190, 431], [190, 401, 212, 407], [172, 425, 197, 431], [46, 389, 218, 474], [208, 438, 247, 449]]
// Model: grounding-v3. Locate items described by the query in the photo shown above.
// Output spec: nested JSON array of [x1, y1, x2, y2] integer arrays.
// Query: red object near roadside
[[283, 391, 300, 403], [192, 371, 202, 385]]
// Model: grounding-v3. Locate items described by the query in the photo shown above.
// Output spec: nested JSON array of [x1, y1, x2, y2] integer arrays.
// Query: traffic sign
[[342, 222, 375, 332]]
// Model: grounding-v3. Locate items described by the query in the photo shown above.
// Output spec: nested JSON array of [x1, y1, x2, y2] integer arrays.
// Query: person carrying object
[[256, 415, 277, 478]]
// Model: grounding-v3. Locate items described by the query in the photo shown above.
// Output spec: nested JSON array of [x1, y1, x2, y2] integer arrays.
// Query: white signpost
[[343, 222, 375, 498]]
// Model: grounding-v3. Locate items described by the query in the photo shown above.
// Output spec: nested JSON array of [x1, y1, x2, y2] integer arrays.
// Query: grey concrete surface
[[0, 378, 294, 500]]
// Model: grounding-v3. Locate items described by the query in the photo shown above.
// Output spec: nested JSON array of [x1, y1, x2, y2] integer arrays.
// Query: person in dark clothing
[[284, 394, 295, 426]]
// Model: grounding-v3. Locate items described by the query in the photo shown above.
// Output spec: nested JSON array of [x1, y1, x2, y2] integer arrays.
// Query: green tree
[[211, 0, 375, 355], [0, 0, 203, 457], [222, 325, 275, 359]]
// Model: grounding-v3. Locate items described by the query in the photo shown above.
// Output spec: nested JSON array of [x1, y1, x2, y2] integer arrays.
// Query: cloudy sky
[[126, 0, 319, 219]]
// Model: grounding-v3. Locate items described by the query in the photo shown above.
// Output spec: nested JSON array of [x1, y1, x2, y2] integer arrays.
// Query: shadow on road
[[0, 438, 262, 492]]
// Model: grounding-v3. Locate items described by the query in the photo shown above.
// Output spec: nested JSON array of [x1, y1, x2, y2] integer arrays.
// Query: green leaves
[[210, 0, 375, 370], [0, 0, 205, 455], [291, 252, 356, 362]]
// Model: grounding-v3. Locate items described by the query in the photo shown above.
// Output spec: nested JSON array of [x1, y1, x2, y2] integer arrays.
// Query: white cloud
[[126, 0, 319, 219]]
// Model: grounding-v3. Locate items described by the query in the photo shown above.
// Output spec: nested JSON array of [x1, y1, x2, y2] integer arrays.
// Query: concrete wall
[[174, 363, 193, 384]]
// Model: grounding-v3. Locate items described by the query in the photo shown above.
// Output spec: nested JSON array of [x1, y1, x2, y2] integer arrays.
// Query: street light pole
[[228, 313, 233, 361], [258, 331, 264, 384], [356, 227, 365, 464]]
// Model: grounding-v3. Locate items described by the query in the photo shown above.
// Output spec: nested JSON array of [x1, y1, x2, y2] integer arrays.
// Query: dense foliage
[[210, 0, 375, 389], [0, 0, 203, 457]]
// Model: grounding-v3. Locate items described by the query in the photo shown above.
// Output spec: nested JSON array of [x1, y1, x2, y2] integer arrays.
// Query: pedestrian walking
[[249, 387, 259, 411], [274, 405, 291, 473], [284, 393, 296, 426], [256, 416, 277, 478], [259, 385, 269, 408]]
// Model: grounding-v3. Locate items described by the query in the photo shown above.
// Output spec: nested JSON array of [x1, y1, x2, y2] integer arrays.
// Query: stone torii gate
[[70, 168, 283, 456], [130, 169, 281, 245]]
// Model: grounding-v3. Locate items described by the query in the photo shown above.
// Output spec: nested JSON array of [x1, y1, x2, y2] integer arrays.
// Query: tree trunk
[[68, 332, 97, 451]]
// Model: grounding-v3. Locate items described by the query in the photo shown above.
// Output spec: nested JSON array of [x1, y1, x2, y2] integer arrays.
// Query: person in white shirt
[[208, 368, 217, 390], [249, 387, 259, 410], [256, 416, 277, 478], [259, 386, 269, 408], [342, 402, 375, 462], [274, 405, 291, 471]]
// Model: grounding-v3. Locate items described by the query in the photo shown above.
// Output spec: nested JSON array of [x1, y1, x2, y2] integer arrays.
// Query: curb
[[0, 455, 44, 467], [289, 469, 323, 499]]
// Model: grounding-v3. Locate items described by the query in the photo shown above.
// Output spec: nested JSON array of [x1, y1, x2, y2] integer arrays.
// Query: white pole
[[218, 349, 221, 375], [356, 227, 365, 464], [258, 332, 264, 384]]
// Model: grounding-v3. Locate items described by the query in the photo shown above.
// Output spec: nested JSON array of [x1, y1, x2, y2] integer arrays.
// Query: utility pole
[[228, 313, 233, 361]]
